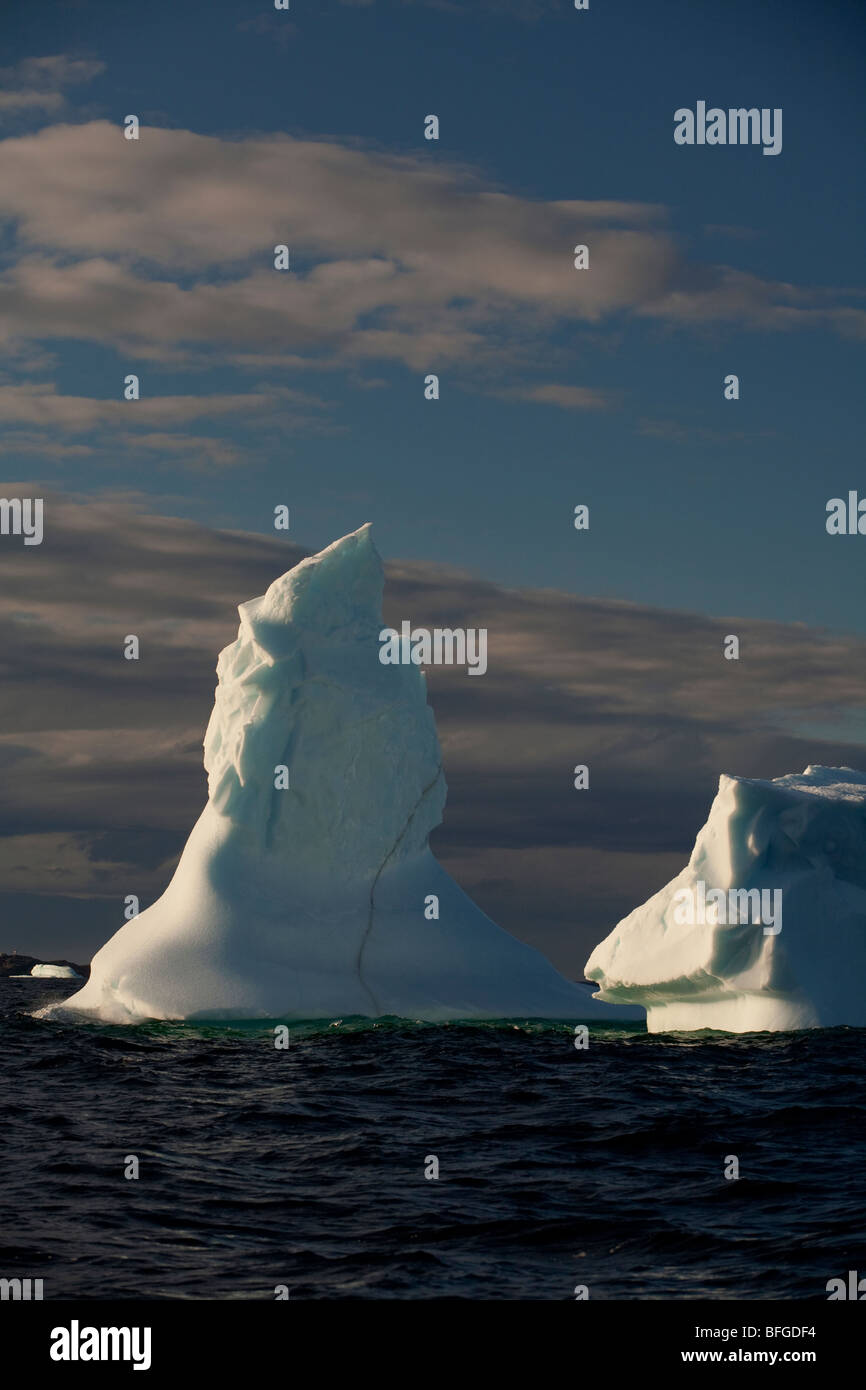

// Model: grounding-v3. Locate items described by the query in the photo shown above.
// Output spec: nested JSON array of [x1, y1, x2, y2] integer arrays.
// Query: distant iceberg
[[64, 526, 641, 1025], [31, 963, 81, 978], [586, 766, 866, 1033]]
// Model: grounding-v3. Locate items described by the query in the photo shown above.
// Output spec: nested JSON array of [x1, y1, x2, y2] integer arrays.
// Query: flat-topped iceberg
[[585, 765, 866, 1033], [64, 526, 640, 1025]]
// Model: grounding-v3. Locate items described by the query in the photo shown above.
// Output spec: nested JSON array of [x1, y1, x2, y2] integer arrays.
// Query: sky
[[1, 0, 865, 967]]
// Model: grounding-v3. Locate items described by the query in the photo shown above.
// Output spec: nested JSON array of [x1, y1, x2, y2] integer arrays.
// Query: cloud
[[0, 91, 65, 114], [0, 54, 104, 120], [0, 120, 861, 381], [111, 433, 246, 470], [341, 0, 563, 14], [637, 266, 866, 338], [2, 487, 865, 972], [0, 382, 328, 429], [0, 56, 105, 88], [0, 381, 337, 468], [507, 383, 615, 411], [0, 431, 96, 458], [236, 14, 298, 46], [636, 416, 776, 445]]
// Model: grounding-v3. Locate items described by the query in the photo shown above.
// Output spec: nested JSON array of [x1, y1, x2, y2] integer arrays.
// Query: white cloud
[[0, 54, 104, 121], [0, 381, 336, 467], [0, 381, 327, 429], [1, 118, 857, 383]]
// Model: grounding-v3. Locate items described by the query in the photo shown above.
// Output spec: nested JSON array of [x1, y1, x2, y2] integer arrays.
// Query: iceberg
[[64, 526, 640, 1025], [31, 963, 81, 978], [585, 766, 866, 1033]]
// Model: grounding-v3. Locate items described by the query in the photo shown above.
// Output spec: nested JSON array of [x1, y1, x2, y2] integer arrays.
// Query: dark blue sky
[[2, 0, 865, 631]]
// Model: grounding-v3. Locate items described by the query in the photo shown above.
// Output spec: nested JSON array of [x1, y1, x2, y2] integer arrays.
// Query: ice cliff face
[[585, 766, 866, 1033], [65, 526, 639, 1024], [202, 523, 445, 884]]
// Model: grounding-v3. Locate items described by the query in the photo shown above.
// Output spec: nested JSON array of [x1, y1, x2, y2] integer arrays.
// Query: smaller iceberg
[[31, 963, 81, 979], [585, 766, 866, 1033]]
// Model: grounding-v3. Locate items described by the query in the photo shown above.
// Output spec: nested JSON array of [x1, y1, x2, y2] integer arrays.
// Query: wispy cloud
[[0, 382, 328, 429], [506, 383, 616, 411], [0, 381, 337, 468], [637, 416, 777, 445], [339, 0, 563, 15], [0, 54, 104, 119], [236, 14, 298, 46], [0, 119, 862, 391]]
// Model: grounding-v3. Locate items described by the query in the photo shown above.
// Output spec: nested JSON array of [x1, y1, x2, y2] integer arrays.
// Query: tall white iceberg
[[585, 766, 866, 1033], [66, 526, 639, 1025]]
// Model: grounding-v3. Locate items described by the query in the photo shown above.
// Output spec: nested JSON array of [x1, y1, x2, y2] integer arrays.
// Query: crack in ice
[[356, 763, 444, 1014]]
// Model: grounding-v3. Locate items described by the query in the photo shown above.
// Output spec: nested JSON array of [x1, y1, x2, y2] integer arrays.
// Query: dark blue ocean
[[2, 980, 864, 1300]]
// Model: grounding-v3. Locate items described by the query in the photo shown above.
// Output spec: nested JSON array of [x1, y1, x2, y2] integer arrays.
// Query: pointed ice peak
[[252, 524, 383, 639], [61, 523, 640, 1026]]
